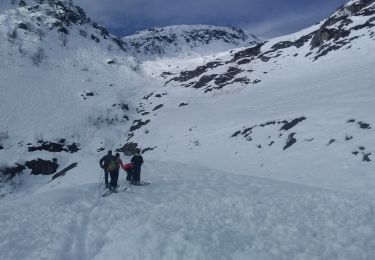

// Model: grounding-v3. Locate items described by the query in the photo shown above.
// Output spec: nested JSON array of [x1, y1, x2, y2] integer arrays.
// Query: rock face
[[310, 0, 375, 58]]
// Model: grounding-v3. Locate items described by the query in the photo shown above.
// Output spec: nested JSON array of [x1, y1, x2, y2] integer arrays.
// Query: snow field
[[1, 161, 375, 260]]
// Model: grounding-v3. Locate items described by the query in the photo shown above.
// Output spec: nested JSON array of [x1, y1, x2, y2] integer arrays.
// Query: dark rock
[[120, 104, 129, 111], [117, 142, 139, 156], [231, 131, 241, 138], [359, 146, 366, 151], [311, 26, 350, 50], [237, 59, 251, 65], [0, 145, 3, 150], [358, 121, 371, 129], [271, 33, 315, 50], [327, 139, 336, 146], [363, 153, 372, 162], [51, 162, 78, 181], [168, 61, 223, 83], [347, 119, 356, 123], [79, 29, 87, 37], [160, 72, 173, 79], [57, 26, 69, 34], [106, 59, 116, 64], [231, 43, 264, 62], [269, 141, 275, 146], [280, 117, 306, 131], [0, 164, 26, 178], [81, 91, 96, 98], [283, 133, 297, 150], [142, 93, 154, 101], [154, 94, 162, 98], [214, 67, 243, 87], [141, 147, 157, 154], [192, 74, 217, 89], [67, 143, 80, 153], [352, 151, 359, 156], [152, 104, 164, 111], [260, 121, 277, 127], [345, 135, 353, 141], [92, 22, 109, 36], [252, 79, 261, 84], [242, 126, 256, 136], [19, 0, 27, 7], [25, 158, 58, 175], [91, 34, 100, 43], [129, 119, 151, 132], [28, 141, 80, 153], [17, 23, 29, 30], [53, 1, 87, 26], [179, 103, 189, 107]]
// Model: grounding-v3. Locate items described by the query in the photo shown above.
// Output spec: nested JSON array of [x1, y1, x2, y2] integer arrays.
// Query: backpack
[[124, 163, 133, 170], [107, 158, 119, 172]]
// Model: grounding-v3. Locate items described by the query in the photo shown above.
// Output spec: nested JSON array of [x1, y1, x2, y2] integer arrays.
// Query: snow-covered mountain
[[1, 0, 375, 259], [127, 0, 375, 191], [0, 0, 152, 190], [122, 25, 258, 60]]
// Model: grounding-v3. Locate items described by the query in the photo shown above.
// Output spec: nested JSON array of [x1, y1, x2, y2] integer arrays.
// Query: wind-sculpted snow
[[1, 161, 375, 260]]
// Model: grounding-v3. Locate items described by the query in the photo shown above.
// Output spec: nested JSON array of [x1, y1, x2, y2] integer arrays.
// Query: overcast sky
[[73, 0, 348, 38]]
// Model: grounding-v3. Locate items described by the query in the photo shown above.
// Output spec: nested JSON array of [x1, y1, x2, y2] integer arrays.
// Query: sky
[[73, 0, 349, 38]]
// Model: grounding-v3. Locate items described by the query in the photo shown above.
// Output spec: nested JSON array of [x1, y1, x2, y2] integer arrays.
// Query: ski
[[134, 181, 151, 186], [102, 187, 127, 197], [101, 190, 113, 197]]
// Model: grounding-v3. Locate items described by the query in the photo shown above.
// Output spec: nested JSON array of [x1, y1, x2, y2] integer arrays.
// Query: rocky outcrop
[[310, 0, 375, 59], [117, 142, 139, 156], [28, 140, 80, 153], [25, 158, 59, 175]]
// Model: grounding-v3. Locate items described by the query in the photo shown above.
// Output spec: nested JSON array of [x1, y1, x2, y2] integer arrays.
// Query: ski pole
[[129, 179, 133, 193], [97, 169, 104, 194]]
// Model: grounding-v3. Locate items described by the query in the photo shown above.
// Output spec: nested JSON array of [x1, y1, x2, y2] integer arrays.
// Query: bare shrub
[[59, 32, 68, 46], [36, 28, 45, 40], [31, 48, 47, 65], [7, 28, 17, 43]]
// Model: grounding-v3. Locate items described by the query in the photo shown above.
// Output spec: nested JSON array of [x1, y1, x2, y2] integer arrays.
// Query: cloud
[[243, 10, 323, 39], [73, 0, 348, 37]]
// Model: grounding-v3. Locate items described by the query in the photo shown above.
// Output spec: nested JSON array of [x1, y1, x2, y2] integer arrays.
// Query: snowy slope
[[127, 0, 375, 193], [122, 25, 258, 60], [0, 0, 154, 189], [1, 0, 375, 259], [1, 161, 375, 260]]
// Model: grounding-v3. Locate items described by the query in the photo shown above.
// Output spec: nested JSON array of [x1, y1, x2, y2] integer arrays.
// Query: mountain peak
[[122, 24, 259, 59]]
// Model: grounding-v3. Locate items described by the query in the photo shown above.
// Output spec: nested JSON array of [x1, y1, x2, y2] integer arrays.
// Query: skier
[[107, 153, 123, 192], [131, 149, 144, 185], [99, 150, 113, 189]]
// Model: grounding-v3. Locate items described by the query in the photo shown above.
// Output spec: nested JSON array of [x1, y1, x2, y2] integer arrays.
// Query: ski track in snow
[[1, 161, 375, 260]]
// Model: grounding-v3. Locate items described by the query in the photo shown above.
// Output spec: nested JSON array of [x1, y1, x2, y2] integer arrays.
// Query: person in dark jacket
[[99, 150, 113, 188], [108, 153, 122, 192], [131, 149, 144, 185]]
